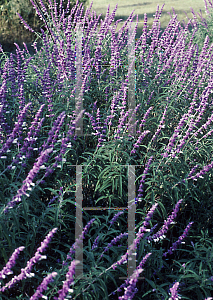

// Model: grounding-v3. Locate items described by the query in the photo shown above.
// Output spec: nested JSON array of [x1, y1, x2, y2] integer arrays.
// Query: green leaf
[[144, 278, 157, 290]]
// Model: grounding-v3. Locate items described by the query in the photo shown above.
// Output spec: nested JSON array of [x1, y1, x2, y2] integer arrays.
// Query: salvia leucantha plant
[[0, 0, 213, 299]]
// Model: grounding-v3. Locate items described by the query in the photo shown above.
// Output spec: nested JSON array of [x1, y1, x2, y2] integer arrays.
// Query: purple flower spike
[[4, 147, 53, 214], [56, 260, 80, 300], [131, 130, 150, 154], [101, 232, 128, 258], [168, 281, 181, 300], [63, 218, 96, 264], [118, 253, 152, 300], [92, 236, 100, 250], [0, 102, 31, 156], [135, 156, 153, 202], [109, 211, 124, 226], [30, 272, 57, 300], [147, 199, 183, 242], [0, 246, 25, 280], [163, 222, 194, 258], [111, 203, 158, 271], [0, 228, 57, 292]]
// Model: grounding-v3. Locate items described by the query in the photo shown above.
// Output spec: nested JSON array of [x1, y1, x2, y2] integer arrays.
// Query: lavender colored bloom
[[56, 260, 80, 300], [48, 195, 59, 207], [40, 112, 66, 153], [118, 253, 152, 300], [3, 147, 53, 214], [162, 113, 189, 158], [0, 246, 25, 280], [109, 211, 124, 226], [0, 102, 31, 156], [147, 199, 183, 242], [135, 156, 153, 202], [17, 12, 35, 33], [10, 104, 45, 165], [0, 228, 57, 292], [191, 160, 213, 181], [131, 130, 150, 154], [63, 218, 95, 265], [30, 272, 57, 300], [111, 203, 158, 271], [151, 105, 168, 143], [91, 236, 100, 250], [168, 281, 181, 300], [186, 164, 199, 179], [163, 222, 194, 258], [100, 232, 128, 258]]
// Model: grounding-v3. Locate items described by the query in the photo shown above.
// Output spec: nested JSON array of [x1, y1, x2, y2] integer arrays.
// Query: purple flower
[[151, 105, 168, 143], [4, 147, 53, 214], [109, 211, 124, 226], [0, 228, 57, 292], [10, 104, 45, 165], [163, 222, 194, 258], [30, 272, 57, 300], [48, 195, 59, 207], [100, 233, 128, 258], [162, 113, 189, 158], [91, 236, 100, 250], [135, 156, 153, 202], [40, 112, 66, 153], [56, 260, 80, 300], [0, 102, 31, 156], [168, 281, 181, 300], [147, 199, 183, 242], [63, 218, 95, 265], [118, 253, 152, 300], [111, 203, 158, 271], [187, 161, 213, 181], [0, 246, 25, 280], [131, 130, 150, 154]]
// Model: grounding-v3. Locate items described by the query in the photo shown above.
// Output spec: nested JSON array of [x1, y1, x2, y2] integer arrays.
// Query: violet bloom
[[162, 113, 189, 158], [111, 203, 158, 271], [0, 228, 57, 292], [30, 272, 57, 300], [3, 147, 53, 214], [0, 246, 25, 280], [48, 195, 59, 207], [187, 161, 213, 181], [168, 281, 181, 300], [151, 105, 168, 143], [117, 253, 152, 298], [40, 112, 66, 153], [135, 156, 153, 202], [91, 236, 100, 250], [63, 218, 95, 265], [163, 222, 194, 258], [109, 211, 124, 226], [100, 232, 128, 258], [0, 102, 31, 156], [147, 199, 183, 243], [131, 130, 150, 154], [56, 260, 80, 300], [10, 104, 45, 165]]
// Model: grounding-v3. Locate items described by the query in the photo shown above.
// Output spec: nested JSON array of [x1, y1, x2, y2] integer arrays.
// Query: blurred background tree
[[0, 0, 89, 57]]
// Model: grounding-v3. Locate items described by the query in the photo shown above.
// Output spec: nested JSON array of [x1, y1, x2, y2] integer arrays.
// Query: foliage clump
[[0, 0, 213, 299]]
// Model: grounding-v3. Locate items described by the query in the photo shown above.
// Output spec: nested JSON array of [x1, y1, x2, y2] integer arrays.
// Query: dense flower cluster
[[0, 0, 213, 299], [0, 228, 57, 292]]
